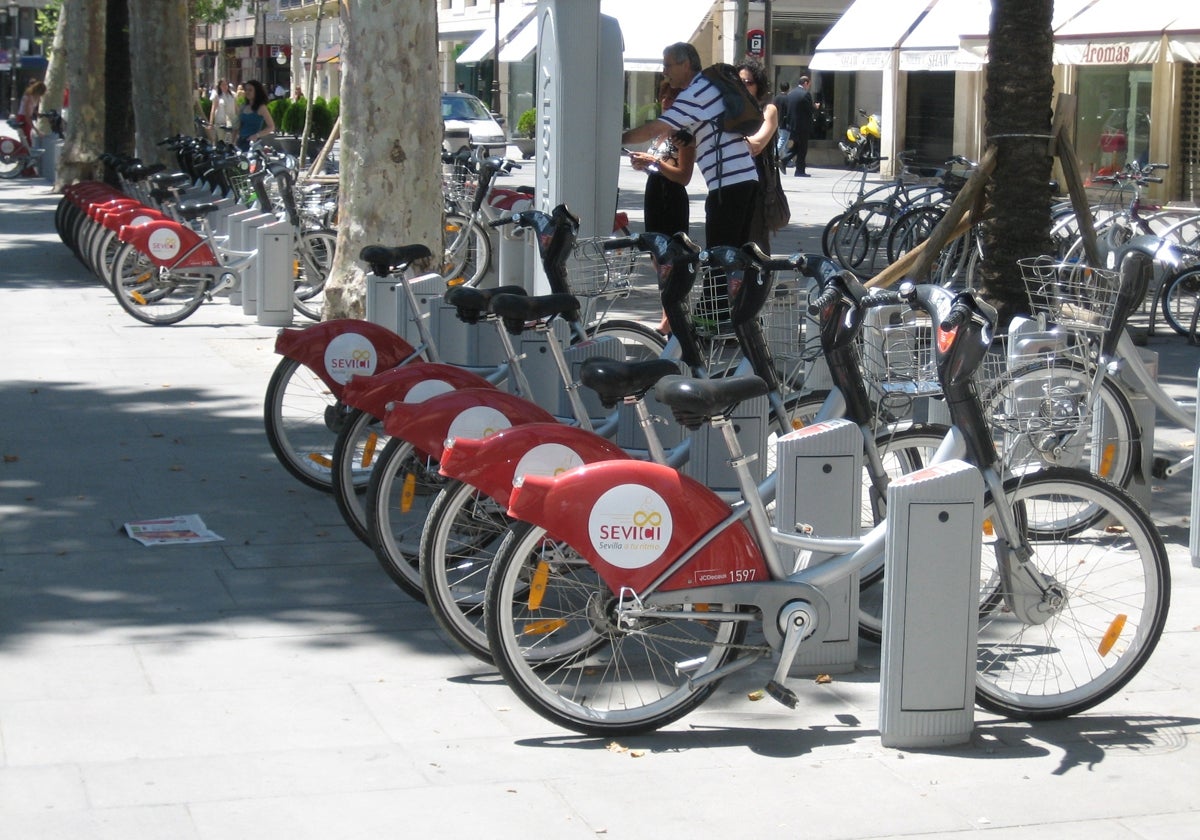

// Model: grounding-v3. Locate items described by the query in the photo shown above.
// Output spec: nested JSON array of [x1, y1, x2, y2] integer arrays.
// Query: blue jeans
[[776, 128, 792, 162]]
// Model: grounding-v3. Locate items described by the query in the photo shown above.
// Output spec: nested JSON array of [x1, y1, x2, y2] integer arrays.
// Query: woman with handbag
[[737, 58, 790, 253]]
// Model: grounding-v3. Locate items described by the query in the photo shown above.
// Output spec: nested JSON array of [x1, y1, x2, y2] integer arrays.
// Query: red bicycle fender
[[508, 460, 767, 594], [383, 388, 555, 460], [440, 422, 629, 505], [339, 362, 496, 418], [272, 319, 419, 396], [88, 197, 139, 222], [117, 219, 216, 268], [100, 203, 164, 231]]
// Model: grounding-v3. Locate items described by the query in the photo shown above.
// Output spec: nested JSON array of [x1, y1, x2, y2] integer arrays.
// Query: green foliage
[[280, 98, 306, 136], [516, 108, 536, 138], [200, 97, 212, 119], [34, 0, 62, 54], [309, 99, 334, 143], [267, 97, 289, 129]]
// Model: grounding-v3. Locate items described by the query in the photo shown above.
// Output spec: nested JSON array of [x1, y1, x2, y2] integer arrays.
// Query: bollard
[[255, 219, 294, 327], [227, 211, 272, 314], [879, 459, 981, 749], [774, 418, 862, 674], [364, 272, 443, 347]]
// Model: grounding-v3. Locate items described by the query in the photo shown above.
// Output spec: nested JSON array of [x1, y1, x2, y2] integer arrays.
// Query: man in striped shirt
[[621, 42, 759, 250]]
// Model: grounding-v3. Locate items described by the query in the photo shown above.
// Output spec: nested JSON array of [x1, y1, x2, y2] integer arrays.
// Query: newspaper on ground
[[124, 514, 224, 546]]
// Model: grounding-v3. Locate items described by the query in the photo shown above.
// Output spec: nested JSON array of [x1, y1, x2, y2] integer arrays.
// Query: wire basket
[[1019, 259, 1120, 335], [567, 237, 649, 299], [228, 170, 258, 206], [687, 264, 736, 340], [761, 277, 818, 375], [442, 159, 475, 205], [860, 309, 940, 397]]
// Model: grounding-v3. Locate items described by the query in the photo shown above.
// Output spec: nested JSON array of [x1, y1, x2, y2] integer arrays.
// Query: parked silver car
[[441, 92, 506, 151]]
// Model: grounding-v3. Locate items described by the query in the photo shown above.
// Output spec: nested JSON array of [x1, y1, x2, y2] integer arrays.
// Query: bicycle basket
[[687, 264, 736, 341], [568, 237, 645, 299], [227, 170, 257, 206], [761, 277, 820, 374], [986, 349, 1092, 438], [1018, 259, 1120, 335], [442, 159, 475, 205]]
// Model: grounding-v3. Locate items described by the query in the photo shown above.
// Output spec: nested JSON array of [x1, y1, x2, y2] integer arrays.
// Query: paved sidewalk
[[2, 172, 1200, 839]]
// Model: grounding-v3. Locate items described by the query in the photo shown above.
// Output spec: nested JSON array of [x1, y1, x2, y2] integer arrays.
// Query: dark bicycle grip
[[940, 306, 970, 331], [488, 214, 517, 228], [602, 236, 638, 251], [864, 289, 902, 307], [807, 286, 840, 315], [763, 254, 804, 273]]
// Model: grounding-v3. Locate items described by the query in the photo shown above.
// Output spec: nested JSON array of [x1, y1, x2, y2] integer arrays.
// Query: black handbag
[[760, 140, 791, 232]]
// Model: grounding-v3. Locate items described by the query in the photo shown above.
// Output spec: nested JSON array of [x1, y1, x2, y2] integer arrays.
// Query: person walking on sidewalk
[[621, 41, 758, 250], [783, 76, 815, 177]]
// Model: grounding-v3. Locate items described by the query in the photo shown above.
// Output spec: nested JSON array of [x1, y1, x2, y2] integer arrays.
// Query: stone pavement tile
[[188, 783, 600, 840], [79, 746, 425, 810], [0, 642, 151, 703], [0, 805, 200, 840], [0, 763, 91, 813], [0, 685, 389, 766]]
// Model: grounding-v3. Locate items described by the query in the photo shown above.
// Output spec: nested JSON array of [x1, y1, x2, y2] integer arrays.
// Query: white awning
[[601, 0, 715, 73], [960, 0, 1095, 64], [456, 3, 538, 64], [1166, 8, 1200, 63], [897, 0, 988, 72], [809, 0, 934, 72], [498, 18, 538, 63], [1052, 0, 1175, 65]]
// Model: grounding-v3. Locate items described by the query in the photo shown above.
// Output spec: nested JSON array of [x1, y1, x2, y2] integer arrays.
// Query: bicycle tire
[[364, 437, 443, 602], [110, 242, 209, 326], [974, 467, 1170, 719], [586, 319, 666, 362], [485, 519, 747, 736], [263, 355, 345, 492], [0, 151, 24, 178], [292, 228, 336, 321], [443, 213, 490, 286], [979, 357, 1140, 494], [329, 407, 386, 545], [1159, 266, 1200, 337], [832, 201, 889, 276]]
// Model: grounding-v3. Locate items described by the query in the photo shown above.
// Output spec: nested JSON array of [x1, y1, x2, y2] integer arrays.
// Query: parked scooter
[[839, 108, 881, 171]]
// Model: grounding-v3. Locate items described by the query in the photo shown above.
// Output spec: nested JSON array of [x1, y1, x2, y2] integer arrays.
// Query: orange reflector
[[446, 276, 466, 286], [1098, 443, 1115, 479], [1098, 613, 1127, 656], [522, 618, 566, 636], [527, 560, 550, 610], [308, 453, 332, 468], [292, 259, 301, 278], [982, 518, 995, 537], [131, 290, 147, 305], [400, 472, 416, 513], [361, 433, 379, 468]]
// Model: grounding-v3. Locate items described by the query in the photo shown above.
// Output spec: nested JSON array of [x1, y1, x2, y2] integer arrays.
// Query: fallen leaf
[[815, 674, 833, 684], [169, 465, 185, 472], [606, 741, 628, 754], [747, 689, 765, 701], [3, 454, 18, 463], [629, 749, 647, 758]]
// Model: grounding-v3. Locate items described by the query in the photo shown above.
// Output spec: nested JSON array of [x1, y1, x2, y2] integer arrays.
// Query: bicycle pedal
[[1151, 457, 1170, 480], [764, 679, 798, 709]]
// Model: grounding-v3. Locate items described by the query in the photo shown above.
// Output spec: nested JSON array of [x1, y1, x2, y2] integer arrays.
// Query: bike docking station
[[254, 217, 294, 327], [224, 208, 275, 313], [1193, 368, 1200, 568], [879, 459, 982, 749], [774, 418, 862, 674]]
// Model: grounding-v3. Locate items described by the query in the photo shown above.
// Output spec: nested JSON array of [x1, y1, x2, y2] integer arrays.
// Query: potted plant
[[512, 108, 536, 159]]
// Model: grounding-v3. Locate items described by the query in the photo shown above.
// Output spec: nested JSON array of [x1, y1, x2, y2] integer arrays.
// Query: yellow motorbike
[[838, 108, 881, 170]]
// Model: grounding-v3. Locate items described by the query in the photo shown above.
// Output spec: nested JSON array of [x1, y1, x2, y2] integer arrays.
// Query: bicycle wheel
[[330, 408, 386, 545], [485, 520, 748, 736], [420, 478, 511, 661], [292, 228, 336, 321], [0, 149, 24, 178], [1159, 266, 1200, 337], [365, 437, 444, 601], [89, 228, 122, 290], [587, 319, 666, 362], [110, 243, 209, 326], [443, 213, 490, 286], [831, 201, 889, 276], [980, 358, 1139, 493], [263, 355, 345, 492], [975, 467, 1169, 719]]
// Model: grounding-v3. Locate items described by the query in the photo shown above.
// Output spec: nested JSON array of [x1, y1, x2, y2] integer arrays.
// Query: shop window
[[1074, 65, 1152, 184]]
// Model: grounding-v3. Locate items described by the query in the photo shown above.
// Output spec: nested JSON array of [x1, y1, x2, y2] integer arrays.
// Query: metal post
[[491, 0, 501, 113], [7, 3, 18, 118]]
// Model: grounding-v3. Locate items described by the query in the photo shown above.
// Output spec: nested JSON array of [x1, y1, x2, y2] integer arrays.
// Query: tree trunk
[[323, 0, 442, 320], [128, 0, 195, 169], [54, 0, 106, 189], [104, 0, 134, 168], [978, 0, 1056, 329], [40, 2, 68, 139]]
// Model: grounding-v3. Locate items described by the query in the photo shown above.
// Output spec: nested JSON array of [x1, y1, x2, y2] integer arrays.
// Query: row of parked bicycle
[[259, 186, 1181, 736], [53, 131, 338, 325], [823, 155, 1200, 341]]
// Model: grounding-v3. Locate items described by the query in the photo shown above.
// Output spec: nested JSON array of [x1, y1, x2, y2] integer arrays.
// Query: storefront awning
[[897, 0, 988, 72], [1165, 9, 1200, 63], [498, 18, 538, 63], [1052, 0, 1179, 65], [601, 0, 715, 73], [809, 0, 934, 72], [959, 0, 1094, 65], [456, 4, 538, 64]]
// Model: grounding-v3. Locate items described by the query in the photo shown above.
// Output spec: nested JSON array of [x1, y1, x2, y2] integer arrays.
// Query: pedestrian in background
[[208, 79, 236, 144], [736, 58, 779, 253], [783, 75, 815, 176], [772, 80, 791, 165]]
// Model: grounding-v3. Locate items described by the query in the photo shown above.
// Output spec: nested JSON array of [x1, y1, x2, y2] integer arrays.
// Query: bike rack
[[255, 218, 294, 327], [879, 459, 981, 749]]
